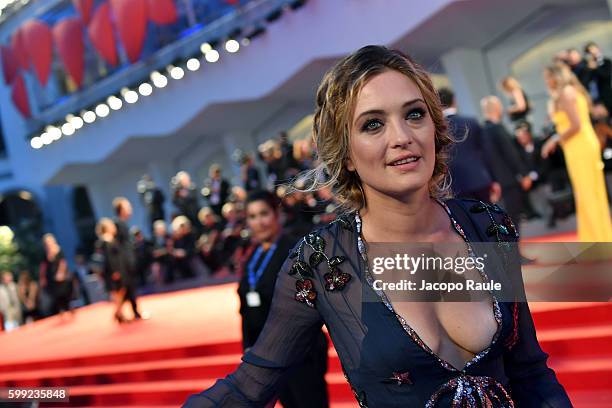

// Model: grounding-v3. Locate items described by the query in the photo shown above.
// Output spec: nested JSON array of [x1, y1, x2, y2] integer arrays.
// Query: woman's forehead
[[353, 71, 422, 115]]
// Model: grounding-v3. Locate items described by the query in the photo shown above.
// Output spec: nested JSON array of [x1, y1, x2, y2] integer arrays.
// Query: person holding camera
[[137, 174, 166, 235]]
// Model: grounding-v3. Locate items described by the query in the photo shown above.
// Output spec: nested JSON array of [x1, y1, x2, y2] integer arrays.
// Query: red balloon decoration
[[110, 0, 148, 63], [22, 20, 53, 86], [147, 0, 177, 25], [11, 28, 29, 71], [1, 45, 19, 85], [72, 0, 94, 24], [53, 17, 85, 88], [225, 0, 240, 4], [11, 74, 31, 118], [88, 3, 118, 66]]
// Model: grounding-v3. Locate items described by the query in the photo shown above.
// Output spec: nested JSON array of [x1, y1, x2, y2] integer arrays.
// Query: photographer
[[201, 164, 230, 216], [137, 174, 166, 234], [171, 171, 200, 228], [584, 42, 612, 114]]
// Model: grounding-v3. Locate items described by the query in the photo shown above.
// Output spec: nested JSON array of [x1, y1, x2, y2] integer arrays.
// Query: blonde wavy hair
[[545, 62, 592, 108], [294, 45, 453, 211], [500, 76, 522, 93]]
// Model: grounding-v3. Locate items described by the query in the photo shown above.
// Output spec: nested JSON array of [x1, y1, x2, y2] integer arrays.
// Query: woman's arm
[[183, 241, 324, 407], [557, 86, 582, 142], [493, 205, 572, 407], [503, 301, 573, 407], [507, 88, 526, 113], [56, 258, 68, 281], [39, 262, 47, 289]]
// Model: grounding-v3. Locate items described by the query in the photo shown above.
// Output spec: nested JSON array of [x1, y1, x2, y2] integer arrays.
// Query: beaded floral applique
[[289, 216, 354, 307], [425, 374, 514, 408], [382, 371, 413, 386]]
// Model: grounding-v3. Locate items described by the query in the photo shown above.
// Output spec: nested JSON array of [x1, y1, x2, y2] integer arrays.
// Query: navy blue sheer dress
[[183, 198, 573, 407]]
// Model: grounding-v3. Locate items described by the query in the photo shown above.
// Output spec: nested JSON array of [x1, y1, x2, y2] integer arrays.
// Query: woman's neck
[[359, 187, 445, 242]]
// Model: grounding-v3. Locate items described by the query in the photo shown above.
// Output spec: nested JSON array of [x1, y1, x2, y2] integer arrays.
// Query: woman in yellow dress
[[542, 62, 612, 241]]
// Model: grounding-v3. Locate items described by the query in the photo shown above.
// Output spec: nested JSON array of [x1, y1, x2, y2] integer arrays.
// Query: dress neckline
[[354, 198, 502, 373]]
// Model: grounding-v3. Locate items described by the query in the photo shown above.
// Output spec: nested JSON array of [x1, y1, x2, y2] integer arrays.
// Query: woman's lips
[[388, 156, 421, 171]]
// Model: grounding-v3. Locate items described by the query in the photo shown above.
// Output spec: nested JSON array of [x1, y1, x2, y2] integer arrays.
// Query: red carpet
[[1, 286, 610, 407]]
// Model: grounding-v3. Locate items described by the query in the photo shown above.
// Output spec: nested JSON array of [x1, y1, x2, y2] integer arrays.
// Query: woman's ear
[[346, 157, 355, 172]]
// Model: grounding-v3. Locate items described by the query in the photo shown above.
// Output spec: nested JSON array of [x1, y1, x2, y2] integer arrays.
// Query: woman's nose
[[389, 119, 414, 147]]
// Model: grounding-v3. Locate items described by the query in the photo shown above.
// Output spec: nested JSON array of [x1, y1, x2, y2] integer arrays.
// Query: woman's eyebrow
[[354, 98, 425, 122]]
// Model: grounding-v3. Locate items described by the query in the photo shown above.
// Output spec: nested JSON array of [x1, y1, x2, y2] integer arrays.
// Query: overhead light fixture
[[47, 126, 62, 140], [151, 71, 168, 88], [108, 95, 123, 110], [95, 103, 110, 117], [200, 42, 213, 54], [41, 132, 54, 145], [122, 88, 139, 104], [61, 123, 75, 136], [139, 82, 153, 96], [30, 137, 43, 149], [225, 39, 240, 53], [205, 49, 220, 63], [82, 110, 96, 123], [168, 65, 184, 80], [186, 58, 201, 71], [65, 114, 82, 131]]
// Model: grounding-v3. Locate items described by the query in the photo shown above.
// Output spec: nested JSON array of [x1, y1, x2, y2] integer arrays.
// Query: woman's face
[[544, 70, 556, 92], [43, 236, 56, 252], [347, 69, 436, 202], [246, 200, 279, 243], [106, 222, 117, 237]]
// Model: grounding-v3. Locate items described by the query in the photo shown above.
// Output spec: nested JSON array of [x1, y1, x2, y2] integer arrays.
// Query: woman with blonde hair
[[184, 45, 570, 407], [542, 62, 612, 241], [500, 76, 531, 125], [93, 218, 128, 323]]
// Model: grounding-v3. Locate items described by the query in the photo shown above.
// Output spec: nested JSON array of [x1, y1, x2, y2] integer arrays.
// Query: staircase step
[[45, 373, 354, 407], [0, 351, 343, 388], [531, 303, 612, 330], [538, 324, 612, 358], [0, 341, 244, 374]]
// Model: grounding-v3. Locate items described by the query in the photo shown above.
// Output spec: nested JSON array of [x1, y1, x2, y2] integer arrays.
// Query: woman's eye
[[362, 119, 383, 132], [406, 108, 426, 120]]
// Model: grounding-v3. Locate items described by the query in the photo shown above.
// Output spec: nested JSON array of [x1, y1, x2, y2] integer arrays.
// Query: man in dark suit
[[567, 48, 591, 90], [480, 96, 532, 233], [513, 121, 545, 220], [585, 42, 612, 114], [438, 88, 499, 202], [138, 174, 166, 235], [201, 164, 230, 216]]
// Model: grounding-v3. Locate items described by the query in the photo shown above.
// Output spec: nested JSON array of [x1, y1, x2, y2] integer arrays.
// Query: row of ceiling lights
[[30, 39, 243, 149]]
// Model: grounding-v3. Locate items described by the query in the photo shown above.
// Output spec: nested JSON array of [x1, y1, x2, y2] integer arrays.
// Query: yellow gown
[[552, 92, 612, 241]]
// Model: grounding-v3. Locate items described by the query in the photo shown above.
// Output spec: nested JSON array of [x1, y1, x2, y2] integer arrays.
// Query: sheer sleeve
[[453, 199, 573, 407], [182, 239, 324, 407], [491, 210, 573, 407], [503, 301, 573, 407]]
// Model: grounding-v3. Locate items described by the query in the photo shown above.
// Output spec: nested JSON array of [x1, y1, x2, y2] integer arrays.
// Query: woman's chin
[[381, 184, 429, 200]]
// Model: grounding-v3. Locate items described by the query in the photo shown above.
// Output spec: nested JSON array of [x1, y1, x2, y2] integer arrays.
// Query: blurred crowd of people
[[0, 130, 336, 330], [1, 41, 611, 331], [441, 40, 611, 238]]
